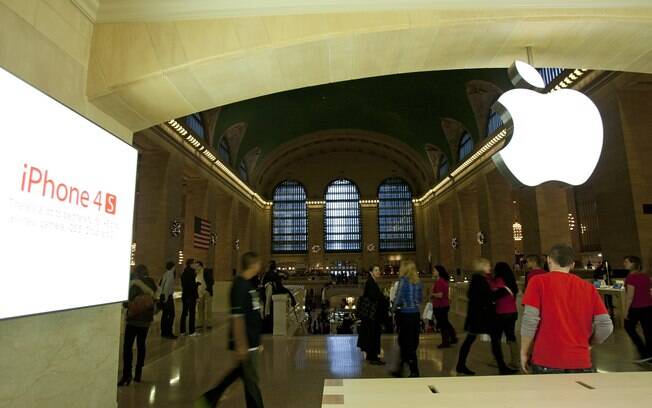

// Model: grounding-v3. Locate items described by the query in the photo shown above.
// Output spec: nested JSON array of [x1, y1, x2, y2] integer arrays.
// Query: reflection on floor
[[118, 322, 651, 408]]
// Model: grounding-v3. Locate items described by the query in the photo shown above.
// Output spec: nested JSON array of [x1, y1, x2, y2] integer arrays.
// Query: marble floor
[[117, 319, 651, 408]]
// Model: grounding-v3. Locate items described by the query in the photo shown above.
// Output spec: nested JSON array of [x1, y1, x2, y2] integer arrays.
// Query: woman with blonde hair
[[390, 260, 423, 377], [456, 258, 517, 376]]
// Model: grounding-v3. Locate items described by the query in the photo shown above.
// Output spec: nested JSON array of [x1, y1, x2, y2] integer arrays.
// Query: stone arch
[[465, 80, 505, 139]]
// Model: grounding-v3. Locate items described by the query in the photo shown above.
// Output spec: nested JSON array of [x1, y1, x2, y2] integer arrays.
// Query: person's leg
[[197, 294, 206, 329], [206, 294, 214, 328], [434, 308, 450, 347], [406, 313, 420, 377], [120, 325, 137, 383], [134, 326, 149, 382], [625, 308, 647, 359], [391, 314, 407, 377], [241, 351, 265, 408], [160, 300, 168, 336], [202, 365, 244, 405], [639, 306, 652, 358], [180, 299, 189, 335], [189, 299, 197, 334], [456, 334, 477, 374], [503, 313, 519, 368], [489, 328, 514, 374]]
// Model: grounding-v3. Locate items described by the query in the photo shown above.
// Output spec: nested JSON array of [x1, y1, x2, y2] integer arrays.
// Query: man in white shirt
[[160, 261, 177, 339]]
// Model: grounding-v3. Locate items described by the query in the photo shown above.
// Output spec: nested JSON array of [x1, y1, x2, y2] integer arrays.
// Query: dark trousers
[[532, 364, 594, 374], [180, 298, 196, 334], [160, 295, 175, 336], [397, 312, 420, 374], [497, 312, 518, 342], [433, 307, 457, 345], [625, 306, 652, 359], [203, 351, 264, 408], [457, 330, 508, 371], [122, 324, 149, 379]]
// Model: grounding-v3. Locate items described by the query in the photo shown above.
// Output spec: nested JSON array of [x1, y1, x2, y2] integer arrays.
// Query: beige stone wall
[[0, 2, 131, 408]]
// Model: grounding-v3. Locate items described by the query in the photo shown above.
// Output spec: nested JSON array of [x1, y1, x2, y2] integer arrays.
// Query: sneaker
[[456, 366, 476, 376], [188, 332, 201, 337]]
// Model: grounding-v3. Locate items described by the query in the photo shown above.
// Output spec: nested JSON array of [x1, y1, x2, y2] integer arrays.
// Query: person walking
[[390, 260, 423, 378], [118, 264, 157, 386], [492, 262, 519, 369], [196, 262, 213, 330], [180, 259, 200, 337], [456, 258, 517, 376], [524, 255, 546, 291], [623, 255, 652, 363], [197, 252, 265, 408], [357, 266, 387, 365], [160, 261, 177, 339], [431, 265, 457, 349], [521, 244, 613, 374]]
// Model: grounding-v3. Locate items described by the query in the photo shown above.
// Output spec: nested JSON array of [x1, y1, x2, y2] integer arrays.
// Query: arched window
[[378, 178, 415, 251], [537, 67, 565, 86], [324, 179, 361, 252], [458, 132, 474, 162], [272, 181, 308, 253], [218, 136, 230, 165], [438, 156, 449, 180], [238, 161, 248, 182], [486, 108, 504, 137], [185, 113, 204, 139]]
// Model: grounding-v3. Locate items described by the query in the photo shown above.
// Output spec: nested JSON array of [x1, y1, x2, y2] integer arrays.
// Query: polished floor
[[117, 317, 651, 407]]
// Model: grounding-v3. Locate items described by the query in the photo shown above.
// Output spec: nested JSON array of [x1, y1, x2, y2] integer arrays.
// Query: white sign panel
[[493, 61, 603, 187], [0, 67, 138, 320]]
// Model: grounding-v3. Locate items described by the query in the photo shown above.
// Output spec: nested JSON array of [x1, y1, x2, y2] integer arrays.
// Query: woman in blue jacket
[[390, 260, 423, 377]]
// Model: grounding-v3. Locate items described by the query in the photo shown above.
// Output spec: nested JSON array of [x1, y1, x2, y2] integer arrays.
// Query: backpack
[[127, 279, 156, 317]]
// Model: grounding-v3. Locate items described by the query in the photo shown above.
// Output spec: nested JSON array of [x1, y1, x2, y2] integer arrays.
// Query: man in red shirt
[[520, 244, 613, 374], [524, 254, 546, 291]]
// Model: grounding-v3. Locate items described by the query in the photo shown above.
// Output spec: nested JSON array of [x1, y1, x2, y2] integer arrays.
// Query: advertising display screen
[[0, 67, 138, 320]]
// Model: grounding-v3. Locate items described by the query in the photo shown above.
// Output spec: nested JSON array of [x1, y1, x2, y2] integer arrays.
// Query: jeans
[[624, 306, 652, 359], [396, 312, 420, 374], [160, 295, 175, 336], [497, 312, 518, 342], [122, 324, 149, 379], [433, 307, 457, 344], [532, 364, 594, 374], [203, 350, 264, 408], [180, 298, 196, 334]]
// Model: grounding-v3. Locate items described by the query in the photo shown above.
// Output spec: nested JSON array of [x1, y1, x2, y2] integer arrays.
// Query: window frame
[[377, 177, 415, 252], [324, 178, 362, 253], [271, 180, 308, 254], [458, 131, 474, 162]]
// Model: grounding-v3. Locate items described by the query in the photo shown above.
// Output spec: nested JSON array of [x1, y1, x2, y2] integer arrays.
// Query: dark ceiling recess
[[212, 69, 513, 162]]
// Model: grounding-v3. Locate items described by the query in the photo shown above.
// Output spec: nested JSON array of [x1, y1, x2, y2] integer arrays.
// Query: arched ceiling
[[214, 68, 512, 164], [87, 5, 652, 131]]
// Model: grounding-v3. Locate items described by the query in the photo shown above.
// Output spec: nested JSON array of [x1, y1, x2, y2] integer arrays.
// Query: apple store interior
[[2, 1, 652, 408]]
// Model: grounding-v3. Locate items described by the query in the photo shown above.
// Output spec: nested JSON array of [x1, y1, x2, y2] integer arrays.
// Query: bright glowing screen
[[0, 67, 138, 319]]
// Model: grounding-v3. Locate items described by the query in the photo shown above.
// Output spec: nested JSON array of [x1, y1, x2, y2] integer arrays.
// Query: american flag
[[193, 217, 211, 250]]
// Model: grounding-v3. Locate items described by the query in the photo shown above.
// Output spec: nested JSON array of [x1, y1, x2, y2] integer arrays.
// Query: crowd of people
[[115, 244, 652, 407]]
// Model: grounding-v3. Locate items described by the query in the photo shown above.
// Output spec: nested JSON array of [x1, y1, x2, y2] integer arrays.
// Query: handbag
[[357, 296, 377, 320]]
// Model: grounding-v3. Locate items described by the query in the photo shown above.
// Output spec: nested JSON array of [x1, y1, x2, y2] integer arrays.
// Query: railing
[[272, 285, 306, 336]]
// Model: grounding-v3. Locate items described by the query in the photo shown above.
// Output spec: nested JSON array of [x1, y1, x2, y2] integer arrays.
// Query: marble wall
[[0, 1, 132, 407]]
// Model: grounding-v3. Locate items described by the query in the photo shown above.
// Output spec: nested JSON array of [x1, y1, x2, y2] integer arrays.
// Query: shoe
[[390, 369, 403, 378], [188, 332, 201, 337], [634, 356, 652, 364], [437, 343, 451, 349], [117, 376, 132, 386], [163, 334, 178, 340], [456, 365, 475, 376], [408, 360, 420, 378], [369, 359, 386, 366], [134, 367, 143, 383], [499, 367, 518, 375]]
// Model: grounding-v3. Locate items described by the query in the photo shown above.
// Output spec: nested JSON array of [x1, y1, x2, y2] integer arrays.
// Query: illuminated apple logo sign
[[492, 61, 603, 186]]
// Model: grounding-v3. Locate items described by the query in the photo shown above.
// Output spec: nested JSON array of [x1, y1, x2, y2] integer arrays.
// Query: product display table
[[322, 372, 652, 407]]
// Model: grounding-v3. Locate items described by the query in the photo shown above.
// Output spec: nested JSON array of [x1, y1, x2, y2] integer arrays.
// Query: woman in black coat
[[357, 266, 387, 365], [456, 258, 516, 376]]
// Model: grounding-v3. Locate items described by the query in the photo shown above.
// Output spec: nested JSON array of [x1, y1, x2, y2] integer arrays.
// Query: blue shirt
[[393, 276, 423, 314]]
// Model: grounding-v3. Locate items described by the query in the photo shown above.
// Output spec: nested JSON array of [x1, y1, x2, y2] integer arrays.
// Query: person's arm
[[625, 284, 635, 318], [591, 314, 613, 345], [520, 305, 541, 373]]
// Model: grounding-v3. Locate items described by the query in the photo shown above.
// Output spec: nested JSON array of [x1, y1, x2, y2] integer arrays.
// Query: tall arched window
[[218, 137, 230, 165], [486, 108, 503, 137], [324, 179, 361, 252], [438, 156, 449, 180], [185, 113, 204, 139], [458, 132, 474, 162], [238, 160, 248, 182], [537, 67, 565, 86], [272, 181, 308, 253], [378, 178, 415, 251]]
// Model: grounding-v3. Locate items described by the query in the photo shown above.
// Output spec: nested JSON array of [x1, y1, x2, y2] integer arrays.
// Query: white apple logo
[[492, 60, 603, 186]]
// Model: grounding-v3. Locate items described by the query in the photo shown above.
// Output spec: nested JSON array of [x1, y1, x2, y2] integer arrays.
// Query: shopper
[[197, 262, 213, 330], [456, 258, 516, 376], [198, 252, 265, 408], [492, 262, 519, 369], [390, 260, 423, 378], [431, 265, 457, 348], [521, 244, 613, 374], [357, 266, 387, 365], [180, 259, 200, 337], [524, 255, 546, 290], [623, 255, 652, 363], [160, 261, 177, 339], [118, 264, 157, 386]]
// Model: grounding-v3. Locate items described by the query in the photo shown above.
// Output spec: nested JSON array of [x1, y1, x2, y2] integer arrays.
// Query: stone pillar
[[182, 178, 210, 264], [482, 169, 516, 264], [437, 197, 456, 274], [456, 188, 481, 273], [518, 188, 541, 256], [307, 204, 324, 269], [361, 205, 380, 269], [212, 187, 234, 281], [535, 184, 573, 252]]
